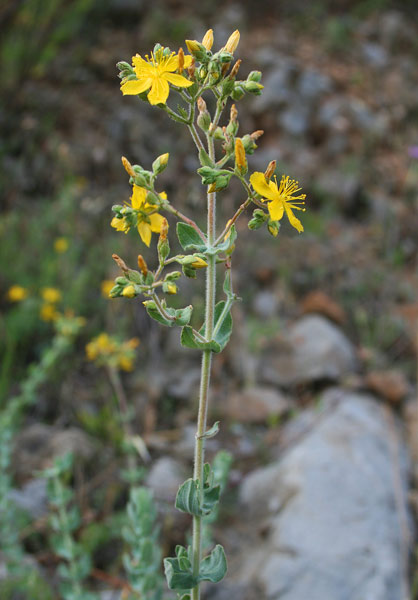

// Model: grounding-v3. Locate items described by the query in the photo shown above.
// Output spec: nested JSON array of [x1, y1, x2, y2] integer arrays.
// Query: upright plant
[[110, 28, 306, 599]]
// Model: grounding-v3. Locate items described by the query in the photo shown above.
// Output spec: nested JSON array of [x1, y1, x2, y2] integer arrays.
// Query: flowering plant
[[111, 28, 306, 599]]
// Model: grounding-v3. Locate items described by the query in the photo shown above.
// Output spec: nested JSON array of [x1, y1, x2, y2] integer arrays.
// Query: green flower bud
[[231, 84, 245, 101], [165, 271, 182, 281], [109, 285, 123, 298], [267, 219, 281, 237], [197, 110, 211, 132], [221, 78, 235, 98], [244, 81, 264, 95], [152, 153, 169, 175], [247, 70, 262, 82]]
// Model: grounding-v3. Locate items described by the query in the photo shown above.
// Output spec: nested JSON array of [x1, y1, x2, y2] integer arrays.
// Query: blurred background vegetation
[[0, 0, 417, 597]]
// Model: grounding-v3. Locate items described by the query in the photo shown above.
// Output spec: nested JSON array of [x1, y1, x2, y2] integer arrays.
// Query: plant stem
[[191, 132, 217, 596]]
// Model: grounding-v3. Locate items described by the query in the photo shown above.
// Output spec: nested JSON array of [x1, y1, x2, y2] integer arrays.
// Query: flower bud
[[264, 160, 277, 181], [234, 138, 247, 174], [122, 285, 136, 298], [121, 156, 136, 177], [164, 282, 178, 295], [197, 97, 211, 132], [185, 40, 207, 61], [157, 218, 170, 263], [137, 255, 148, 276], [201, 29, 214, 51], [112, 254, 129, 273], [229, 59, 242, 79], [245, 81, 264, 95], [178, 47, 185, 72], [267, 219, 281, 237], [231, 83, 245, 101], [152, 153, 169, 175], [224, 30, 240, 54], [188, 58, 196, 79], [248, 209, 268, 230], [247, 70, 262, 82], [190, 256, 208, 269]]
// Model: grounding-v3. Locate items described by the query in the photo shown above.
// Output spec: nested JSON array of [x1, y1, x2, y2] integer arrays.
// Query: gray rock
[[239, 389, 411, 599], [362, 42, 389, 69], [260, 315, 358, 386], [146, 457, 187, 503], [298, 69, 333, 101], [252, 61, 297, 113], [253, 291, 279, 318], [226, 386, 290, 424], [9, 478, 48, 519], [279, 102, 310, 136]]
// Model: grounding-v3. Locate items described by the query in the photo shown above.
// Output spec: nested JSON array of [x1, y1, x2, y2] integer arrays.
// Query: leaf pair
[[164, 544, 227, 591]]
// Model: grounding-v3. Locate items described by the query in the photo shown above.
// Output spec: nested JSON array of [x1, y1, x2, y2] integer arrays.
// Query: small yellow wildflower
[[7, 285, 28, 302], [54, 237, 69, 253], [250, 172, 306, 233], [101, 280, 115, 298], [86, 333, 139, 372], [40, 303, 59, 322], [122, 285, 136, 298], [41, 287, 61, 303], [111, 185, 166, 246], [224, 30, 240, 54], [121, 48, 193, 105]]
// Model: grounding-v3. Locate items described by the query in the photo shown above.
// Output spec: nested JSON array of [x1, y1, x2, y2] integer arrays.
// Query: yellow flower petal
[[131, 185, 147, 209], [132, 54, 152, 71], [163, 72, 193, 88], [267, 200, 284, 221], [147, 77, 170, 105], [183, 55, 192, 68], [250, 172, 277, 201], [283, 204, 304, 233], [121, 78, 152, 95], [149, 212, 165, 233], [137, 221, 152, 246]]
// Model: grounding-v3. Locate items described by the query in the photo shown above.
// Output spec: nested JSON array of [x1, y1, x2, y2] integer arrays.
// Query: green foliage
[[176, 223, 207, 253], [181, 301, 233, 353], [122, 486, 164, 600], [42, 453, 99, 600], [164, 544, 227, 591], [0, 0, 95, 92]]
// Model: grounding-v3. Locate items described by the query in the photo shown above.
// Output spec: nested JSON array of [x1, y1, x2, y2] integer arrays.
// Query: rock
[[226, 387, 290, 424], [260, 315, 357, 387], [239, 389, 411, 599], [252, 60, 297, 113], [9, 478, 48, 519], [297, 69, 333, 101], [365, 370, 409, 405], [279, 102, 310, 136], [301, 290, 346, 324], [253, 291, 279, 319], [146, 457, 187, 503], [361, 42, 389, 69], [166, 367, 201, 401], [13, 425, 95, 482], [404, 400, 418, 482]]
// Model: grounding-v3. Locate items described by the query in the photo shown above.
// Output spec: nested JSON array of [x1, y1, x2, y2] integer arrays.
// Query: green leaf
[[212, 225, 237, 255], [199, 148, 215, 168], [175, 479, 201, 516], [144, 301, 174, 327], [164, 557, 198, 591], [176, 223, 206, 252], [144, 302, 192, 328], [198, 545, 227, 583], [199, 421, 220, 439], [211, 301, 233, 352], [180, 326, 221, 352]]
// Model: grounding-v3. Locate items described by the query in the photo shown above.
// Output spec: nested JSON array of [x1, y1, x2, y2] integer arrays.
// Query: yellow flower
[[101, 280, 115, 298], [41, 287, 61, 303], [166, 282, 178, 294], [122, 285, 136, 298], [201, 29, 214, 50], [7, 285, 28, 302], [250, 172, 306, 233], [54, 237, 69, 253], [40, 303, 59, 322], [111, 185, 166, 246], [121, 48, 193, 105], [224, 30, 240, 54], [86, 333, 139, 371]]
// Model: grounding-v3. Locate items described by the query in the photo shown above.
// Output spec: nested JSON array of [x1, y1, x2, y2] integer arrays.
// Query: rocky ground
[[2, 1, 418, 598]]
